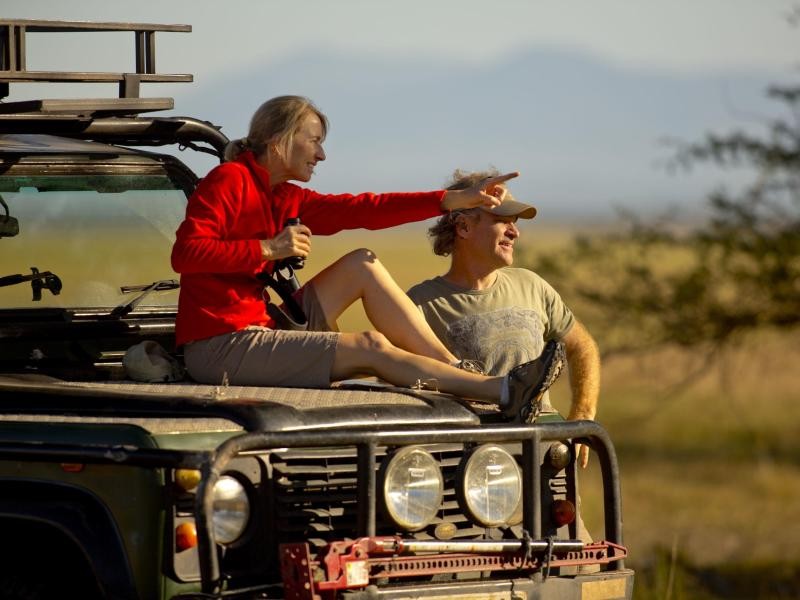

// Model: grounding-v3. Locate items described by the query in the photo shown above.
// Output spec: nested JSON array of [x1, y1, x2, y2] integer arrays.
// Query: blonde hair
[[428, 168, 500, 256], [223, 95, 329, 162]]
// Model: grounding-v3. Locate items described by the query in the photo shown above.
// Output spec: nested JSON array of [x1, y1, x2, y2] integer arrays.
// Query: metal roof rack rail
[[0, 19, 192, 115]]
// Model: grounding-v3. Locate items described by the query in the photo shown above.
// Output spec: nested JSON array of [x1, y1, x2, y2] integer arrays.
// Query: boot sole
[[522, 342, 566, 422], [504, 341, 566, 422]]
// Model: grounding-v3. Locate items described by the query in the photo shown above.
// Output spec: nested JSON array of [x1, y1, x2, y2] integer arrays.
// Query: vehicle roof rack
[[0, 19, 192, 115], [0, 20, 228, 160]]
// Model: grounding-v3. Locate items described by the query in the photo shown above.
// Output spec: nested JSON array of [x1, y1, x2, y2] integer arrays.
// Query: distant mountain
[[170, 46, 786, 221]]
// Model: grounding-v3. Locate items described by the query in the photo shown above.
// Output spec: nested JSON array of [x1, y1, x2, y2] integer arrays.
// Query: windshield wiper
[[0, 267, 62, 301], [110, 279, 179, 318]]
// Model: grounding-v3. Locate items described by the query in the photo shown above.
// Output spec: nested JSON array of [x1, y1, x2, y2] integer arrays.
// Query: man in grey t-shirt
[[408, 169, 600, 468]]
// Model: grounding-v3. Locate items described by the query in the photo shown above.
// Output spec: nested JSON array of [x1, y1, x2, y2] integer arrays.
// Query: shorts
[[183, 282, 340, 387]]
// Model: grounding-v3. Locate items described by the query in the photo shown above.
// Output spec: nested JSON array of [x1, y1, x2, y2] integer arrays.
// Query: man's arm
[[561, 319, 600, 468]]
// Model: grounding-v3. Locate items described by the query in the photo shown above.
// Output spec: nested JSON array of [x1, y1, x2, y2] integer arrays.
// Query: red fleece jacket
[[171, 151, 445, 347]]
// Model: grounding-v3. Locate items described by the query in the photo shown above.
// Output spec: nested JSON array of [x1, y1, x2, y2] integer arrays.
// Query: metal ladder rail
[[0, 19, 192, 98]]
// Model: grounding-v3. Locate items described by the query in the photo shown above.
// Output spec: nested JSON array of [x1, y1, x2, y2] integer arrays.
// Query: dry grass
[[569, 331, 800, 570]]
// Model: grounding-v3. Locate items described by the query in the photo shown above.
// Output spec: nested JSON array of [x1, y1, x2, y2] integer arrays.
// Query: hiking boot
[[501, 340, 566, 422], [452, 359, 487, 376]]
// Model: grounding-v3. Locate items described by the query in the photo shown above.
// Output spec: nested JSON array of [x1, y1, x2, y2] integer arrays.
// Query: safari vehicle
[[0, 20, 633, 600]]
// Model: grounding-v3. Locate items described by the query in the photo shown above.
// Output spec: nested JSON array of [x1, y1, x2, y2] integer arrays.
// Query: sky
[[3, 1, 800, 222]]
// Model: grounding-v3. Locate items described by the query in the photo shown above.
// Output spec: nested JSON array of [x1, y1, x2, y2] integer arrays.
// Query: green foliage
[[527, 85, 800, 356]]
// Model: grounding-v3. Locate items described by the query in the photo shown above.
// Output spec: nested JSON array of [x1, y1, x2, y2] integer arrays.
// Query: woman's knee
[[337, 248, 383, 272], [332, 331, 398, 379], [357, 330, 393, 353], [318, 248, 384, 288]]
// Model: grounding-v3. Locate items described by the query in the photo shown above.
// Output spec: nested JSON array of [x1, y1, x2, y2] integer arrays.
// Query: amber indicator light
[[175, 521, 198, 552]]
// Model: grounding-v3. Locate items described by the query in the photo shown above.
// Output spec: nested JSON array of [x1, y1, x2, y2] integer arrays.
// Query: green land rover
[[0, 19, 633, 600]]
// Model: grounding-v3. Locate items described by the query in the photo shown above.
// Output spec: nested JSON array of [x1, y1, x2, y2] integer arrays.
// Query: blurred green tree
[[528, 84, 800, 360]]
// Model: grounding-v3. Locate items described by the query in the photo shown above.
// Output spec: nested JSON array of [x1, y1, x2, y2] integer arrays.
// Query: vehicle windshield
[[0, 173, 187, 310]]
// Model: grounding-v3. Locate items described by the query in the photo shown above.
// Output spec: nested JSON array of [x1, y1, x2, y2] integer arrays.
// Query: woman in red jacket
[[171, 95, 562, 422]]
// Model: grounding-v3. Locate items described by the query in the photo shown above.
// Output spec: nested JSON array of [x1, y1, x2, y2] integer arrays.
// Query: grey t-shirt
[[410, 269, 590, 542], [407, 268, 574, 377]]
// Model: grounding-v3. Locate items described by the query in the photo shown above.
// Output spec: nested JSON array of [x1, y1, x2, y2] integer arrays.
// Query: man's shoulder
[[497, 268, 563, 300], [499, 267, 548, 285], [407, 277, 446, 304]]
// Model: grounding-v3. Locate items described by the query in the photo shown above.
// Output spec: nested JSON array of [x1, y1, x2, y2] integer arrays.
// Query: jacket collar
[[239, 151, 273, 192]]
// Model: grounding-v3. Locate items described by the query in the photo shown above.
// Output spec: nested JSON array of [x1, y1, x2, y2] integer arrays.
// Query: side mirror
[[0, 215, 19, 238], [1, 194, 19, 238]]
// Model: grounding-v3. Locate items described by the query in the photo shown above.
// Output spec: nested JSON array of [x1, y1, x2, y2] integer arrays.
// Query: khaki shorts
[[183, 282, 340, 387]]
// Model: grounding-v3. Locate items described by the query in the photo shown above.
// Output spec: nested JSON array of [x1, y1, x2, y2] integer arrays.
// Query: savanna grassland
[[304, 222, 800, 599]]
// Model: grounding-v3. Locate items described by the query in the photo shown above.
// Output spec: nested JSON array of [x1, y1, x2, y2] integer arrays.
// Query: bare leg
[[331, 331, 503, 402], [309, 249, 458, 363]]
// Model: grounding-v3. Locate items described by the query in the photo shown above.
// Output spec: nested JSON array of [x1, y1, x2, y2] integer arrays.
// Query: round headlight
[[212, 475, 250, 544], [382, 447, 443, 531], [461, 445, 522, 527]]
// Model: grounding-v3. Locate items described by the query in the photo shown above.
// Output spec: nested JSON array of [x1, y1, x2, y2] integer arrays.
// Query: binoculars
[[281, 217, 305, 270]]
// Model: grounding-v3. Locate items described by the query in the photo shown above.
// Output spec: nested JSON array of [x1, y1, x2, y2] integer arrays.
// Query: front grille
[[269, 443, 487, 550]]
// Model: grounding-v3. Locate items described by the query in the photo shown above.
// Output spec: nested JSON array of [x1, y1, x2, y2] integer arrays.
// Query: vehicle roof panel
[[0, 133, 139, 155]]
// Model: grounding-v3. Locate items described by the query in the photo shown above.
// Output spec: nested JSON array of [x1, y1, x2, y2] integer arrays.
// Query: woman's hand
[[440, 171, 520, 212], [260, 222, 312, 261]]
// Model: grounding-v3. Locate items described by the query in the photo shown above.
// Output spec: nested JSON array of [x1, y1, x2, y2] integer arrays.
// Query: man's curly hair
[[428, 168, 500, 256]]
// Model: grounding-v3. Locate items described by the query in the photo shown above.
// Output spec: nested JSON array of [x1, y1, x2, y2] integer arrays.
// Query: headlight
[[461, 445, 522, 527], [212, 475, 250, 544], [382, 446, 443, 531]]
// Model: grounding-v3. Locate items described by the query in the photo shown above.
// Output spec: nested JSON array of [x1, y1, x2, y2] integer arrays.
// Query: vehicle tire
[[0, 573, 47, 600], [0, 520, 103, 599]]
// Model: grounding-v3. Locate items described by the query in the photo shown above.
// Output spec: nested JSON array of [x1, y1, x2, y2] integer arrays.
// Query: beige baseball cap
[[481, 190, 537, 219]]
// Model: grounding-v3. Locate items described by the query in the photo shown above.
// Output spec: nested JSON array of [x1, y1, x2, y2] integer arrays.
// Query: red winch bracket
[[279, 536, 627, 600]]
